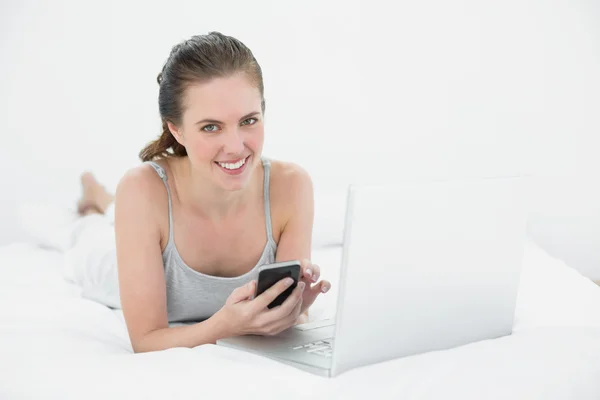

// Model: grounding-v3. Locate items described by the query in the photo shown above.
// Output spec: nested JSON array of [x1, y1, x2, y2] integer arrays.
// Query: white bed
[[2, 238, 600, 399]]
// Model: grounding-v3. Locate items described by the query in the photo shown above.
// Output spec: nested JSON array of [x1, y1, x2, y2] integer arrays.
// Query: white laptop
[[217, 176, 528, 377]]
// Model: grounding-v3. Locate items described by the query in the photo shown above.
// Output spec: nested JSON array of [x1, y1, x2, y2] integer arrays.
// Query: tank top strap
[[261, 157, 275, 245], [145, 161, 174, 244]]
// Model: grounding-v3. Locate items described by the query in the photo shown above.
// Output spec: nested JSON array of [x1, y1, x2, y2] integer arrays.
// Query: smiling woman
[[64, 32, 331, 353]]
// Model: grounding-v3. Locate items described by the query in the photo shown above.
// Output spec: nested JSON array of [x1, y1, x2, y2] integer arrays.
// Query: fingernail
[[284, 277, 294, 286], [322, 285, 329, 293], [311, 275, 318, 282], [306, 269, 312, 277], [298, 282, 306, 291]]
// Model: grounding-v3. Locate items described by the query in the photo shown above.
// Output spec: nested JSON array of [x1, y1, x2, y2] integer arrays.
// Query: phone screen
[[255, 262, 301, 309]]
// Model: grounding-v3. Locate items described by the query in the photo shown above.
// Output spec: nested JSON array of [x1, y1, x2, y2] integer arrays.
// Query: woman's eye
[[241, 118, 257, 126], [202, 124, 219, 132]]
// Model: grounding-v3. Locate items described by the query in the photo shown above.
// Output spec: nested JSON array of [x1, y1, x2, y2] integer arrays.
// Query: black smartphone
[[255, 260, 301, 309]]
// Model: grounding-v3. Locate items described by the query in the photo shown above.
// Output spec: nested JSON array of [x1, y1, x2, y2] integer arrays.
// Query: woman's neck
[[169, 157, 260, 220]]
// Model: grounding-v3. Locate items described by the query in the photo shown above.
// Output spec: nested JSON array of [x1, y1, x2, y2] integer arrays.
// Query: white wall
[[1, 0, 600, 276]]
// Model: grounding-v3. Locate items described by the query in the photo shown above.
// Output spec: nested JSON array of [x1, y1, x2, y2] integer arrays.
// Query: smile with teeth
[[216, 156, 248, 170]]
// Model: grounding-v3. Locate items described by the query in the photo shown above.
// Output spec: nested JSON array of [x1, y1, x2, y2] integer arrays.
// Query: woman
[[74, 32, 331, 353]]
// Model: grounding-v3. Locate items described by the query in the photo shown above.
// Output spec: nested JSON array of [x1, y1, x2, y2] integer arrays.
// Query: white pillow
[[312, 189, 347, 249], [513, 239, 600, 332], [16, 202, 78, 253], [526, 175, 600, 281]]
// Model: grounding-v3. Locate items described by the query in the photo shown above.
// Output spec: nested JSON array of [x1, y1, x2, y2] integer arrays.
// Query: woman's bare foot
[[77, 172, 115, 216]]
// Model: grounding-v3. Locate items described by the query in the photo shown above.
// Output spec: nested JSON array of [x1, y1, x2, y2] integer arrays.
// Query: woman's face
[[172, 73, 265, 192]]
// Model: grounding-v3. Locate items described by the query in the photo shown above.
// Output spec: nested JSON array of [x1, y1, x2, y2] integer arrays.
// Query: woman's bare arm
[[114, 166, 230, 352], [271, 162, 324, 323]]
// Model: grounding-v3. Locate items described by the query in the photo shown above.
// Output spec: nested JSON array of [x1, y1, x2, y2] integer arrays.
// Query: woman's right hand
[[216, 277, 306, 337]]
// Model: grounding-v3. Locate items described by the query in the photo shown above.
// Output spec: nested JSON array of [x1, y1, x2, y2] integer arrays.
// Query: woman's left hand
[[298, 259, 331, 316]]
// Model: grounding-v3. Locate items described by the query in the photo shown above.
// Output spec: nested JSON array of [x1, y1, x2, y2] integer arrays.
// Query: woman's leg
[[76, 172, 115, 217], [64, 173, 121, 309]]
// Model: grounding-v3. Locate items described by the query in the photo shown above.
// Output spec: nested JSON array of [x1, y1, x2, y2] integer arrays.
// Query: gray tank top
[[146, 157, 277, 325]]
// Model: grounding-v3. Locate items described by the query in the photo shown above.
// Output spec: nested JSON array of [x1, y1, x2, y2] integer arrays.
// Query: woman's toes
[[80, 172, 97, 188]]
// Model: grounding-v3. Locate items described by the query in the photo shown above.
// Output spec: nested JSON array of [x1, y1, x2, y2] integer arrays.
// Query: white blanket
[[1, 242, 600, 399]]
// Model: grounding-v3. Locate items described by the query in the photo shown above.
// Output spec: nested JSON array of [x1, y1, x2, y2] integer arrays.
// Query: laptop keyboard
[[291, 339, 334, 358]]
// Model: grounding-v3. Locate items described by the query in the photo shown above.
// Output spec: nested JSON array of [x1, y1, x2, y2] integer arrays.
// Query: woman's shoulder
[[117, 161, 169, 195], [267, 158, 313, 192], [267, 158, 314, 209], [114, 160, 172, 244], [114, 160, 172, 219]]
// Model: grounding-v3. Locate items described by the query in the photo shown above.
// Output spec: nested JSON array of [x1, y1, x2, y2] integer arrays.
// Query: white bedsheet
[[1, 242, 600, 399]]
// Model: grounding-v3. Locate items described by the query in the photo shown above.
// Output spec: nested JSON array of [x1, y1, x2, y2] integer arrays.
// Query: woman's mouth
[[215, 155, 250, 176]]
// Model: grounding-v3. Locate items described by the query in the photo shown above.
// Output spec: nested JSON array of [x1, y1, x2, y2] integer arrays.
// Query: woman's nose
[[222, 128, 245, 155]]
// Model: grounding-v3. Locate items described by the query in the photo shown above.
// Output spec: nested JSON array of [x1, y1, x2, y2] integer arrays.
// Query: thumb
[[227, 280, 256, 305]]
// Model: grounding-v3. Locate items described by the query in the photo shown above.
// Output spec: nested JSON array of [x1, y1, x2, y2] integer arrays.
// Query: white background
[[1, 0, 600, 276]]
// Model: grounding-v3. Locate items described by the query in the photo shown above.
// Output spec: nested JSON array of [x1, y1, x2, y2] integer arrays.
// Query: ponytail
[[138, 120, 187, 162]]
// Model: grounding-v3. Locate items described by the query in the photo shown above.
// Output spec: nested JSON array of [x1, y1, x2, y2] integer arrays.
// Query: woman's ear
[[167, 121, 185, 144]]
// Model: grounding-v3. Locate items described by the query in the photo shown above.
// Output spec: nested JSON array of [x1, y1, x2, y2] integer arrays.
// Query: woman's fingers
[[266, 287, 305, 335], [252, 277, 295, 312], [301, 259, 320, 283], [300, 279, 332, 314], [319, 279, 331, 294], [256, 281, 305, 335], [226, 280, 256, 305], [271, 281, 305, 318]]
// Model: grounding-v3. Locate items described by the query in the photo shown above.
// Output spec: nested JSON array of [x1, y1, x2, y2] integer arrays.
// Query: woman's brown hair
[[139, 32, 266, 162]]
